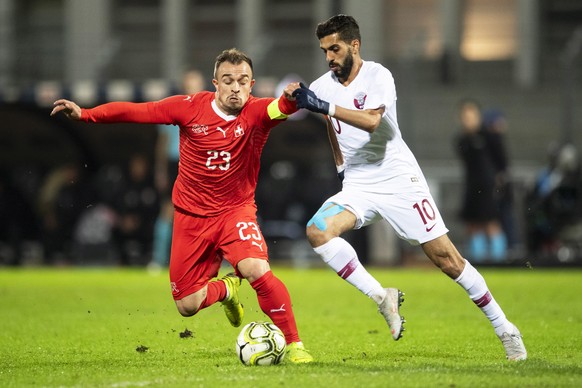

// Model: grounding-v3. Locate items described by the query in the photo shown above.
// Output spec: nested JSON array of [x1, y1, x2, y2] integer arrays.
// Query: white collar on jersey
[[211, 99, 238, 122]]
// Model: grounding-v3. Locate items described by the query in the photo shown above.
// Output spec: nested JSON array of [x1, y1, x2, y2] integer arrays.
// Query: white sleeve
[[365, 67, 397, 112]]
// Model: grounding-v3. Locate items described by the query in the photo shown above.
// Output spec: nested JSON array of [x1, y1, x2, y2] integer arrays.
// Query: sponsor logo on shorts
[[251, 241, 264, 251], [425, 223, 437, 232]]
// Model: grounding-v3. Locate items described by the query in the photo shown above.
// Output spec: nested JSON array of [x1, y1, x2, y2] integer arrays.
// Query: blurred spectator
[[71, 164, 123, 265], [37, 163, 90, 264], [526, 143, 582, 259], [482, 108, 521, 256], [455, 99, 507, 262], [113, 153, 159, 266], [148, 70, 205, 272], [72, 203, 117, 264], [0, 171, 39, 265]]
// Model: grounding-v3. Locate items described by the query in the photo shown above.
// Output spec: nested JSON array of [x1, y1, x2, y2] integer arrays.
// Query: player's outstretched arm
[[50, 97, 181, 124], [293, 83, 384, 133], [50, 99, 82, 120]]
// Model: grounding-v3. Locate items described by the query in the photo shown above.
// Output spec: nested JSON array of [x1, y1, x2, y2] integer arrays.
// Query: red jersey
[[81, 91, 296, 216]]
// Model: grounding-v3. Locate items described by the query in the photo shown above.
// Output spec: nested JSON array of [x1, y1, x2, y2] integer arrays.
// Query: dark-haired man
[[293, 15, 526, 361]]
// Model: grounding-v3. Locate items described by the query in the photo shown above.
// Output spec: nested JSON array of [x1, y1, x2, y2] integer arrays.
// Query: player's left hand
[[292, 83, 330, 115]]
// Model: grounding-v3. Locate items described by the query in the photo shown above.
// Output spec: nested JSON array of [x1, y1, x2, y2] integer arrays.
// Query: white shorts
[[323, 187, 449, 246]]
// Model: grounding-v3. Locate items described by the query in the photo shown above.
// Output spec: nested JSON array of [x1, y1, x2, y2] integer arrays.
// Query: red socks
[[194, 272, 301, 345], [198, 279, 227, 310], [250, 271, 300, 344]]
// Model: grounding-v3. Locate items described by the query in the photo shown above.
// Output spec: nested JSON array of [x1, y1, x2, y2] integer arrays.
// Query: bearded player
[[293, 15, 526, 361], [51, 48, 313, 363]]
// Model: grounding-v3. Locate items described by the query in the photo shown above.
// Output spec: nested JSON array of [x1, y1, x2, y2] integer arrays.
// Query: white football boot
[[377, 288, 405, 341], [498, 323, 527, 361]]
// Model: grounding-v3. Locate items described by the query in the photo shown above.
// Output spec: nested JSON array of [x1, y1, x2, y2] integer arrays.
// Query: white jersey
[[310, 60, 427, 193]]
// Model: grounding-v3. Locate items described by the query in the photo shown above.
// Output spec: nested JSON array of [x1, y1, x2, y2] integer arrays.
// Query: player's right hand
[[292, 82, 330, 115], [50, 99, 82, 120]]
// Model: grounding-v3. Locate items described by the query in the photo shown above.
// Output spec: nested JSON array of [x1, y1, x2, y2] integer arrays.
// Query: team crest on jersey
[[234, 125, 244, 137], [353, 92, 367, 110], [191, 124, 209, 135]]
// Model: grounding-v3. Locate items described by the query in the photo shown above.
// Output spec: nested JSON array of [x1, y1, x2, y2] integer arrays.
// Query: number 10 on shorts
[[413, 199, 437, 232]]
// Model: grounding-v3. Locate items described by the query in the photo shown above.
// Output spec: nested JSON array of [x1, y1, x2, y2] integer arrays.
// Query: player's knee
[[306, 202, 352, 248], [175, 289, 205, 317], [306, 223, 329, 247], [176, 304, 198, 317], [238, 257, 270, 284]]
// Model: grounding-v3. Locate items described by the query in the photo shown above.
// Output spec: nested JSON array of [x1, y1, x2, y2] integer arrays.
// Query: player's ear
[[351, 39, 360, 54]]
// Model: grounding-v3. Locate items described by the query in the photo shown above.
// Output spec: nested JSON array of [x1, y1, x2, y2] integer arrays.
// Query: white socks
[[313, 237, 386, 304], [314, 239, 512, 335], [455, 259, 510, 336]]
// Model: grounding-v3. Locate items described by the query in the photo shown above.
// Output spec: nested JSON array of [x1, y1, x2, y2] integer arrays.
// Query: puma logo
[[270, 304, 286, 313], [251, 241, 264, 251]]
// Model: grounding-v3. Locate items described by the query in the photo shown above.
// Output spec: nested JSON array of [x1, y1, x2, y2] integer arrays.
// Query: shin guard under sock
[[251, 271, 300, 344]]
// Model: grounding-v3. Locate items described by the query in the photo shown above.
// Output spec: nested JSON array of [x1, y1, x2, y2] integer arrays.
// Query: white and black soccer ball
[[235, 321, 286, 366]]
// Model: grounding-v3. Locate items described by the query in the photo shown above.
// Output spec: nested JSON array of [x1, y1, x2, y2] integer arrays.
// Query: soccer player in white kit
[[293, 14, 526, 361]]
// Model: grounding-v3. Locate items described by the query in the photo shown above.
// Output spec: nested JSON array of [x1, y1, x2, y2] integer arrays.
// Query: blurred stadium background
[[0, 0, 581, 267]]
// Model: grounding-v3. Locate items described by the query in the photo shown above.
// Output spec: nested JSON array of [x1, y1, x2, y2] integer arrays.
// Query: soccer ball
[[235, 321, 286, 366]]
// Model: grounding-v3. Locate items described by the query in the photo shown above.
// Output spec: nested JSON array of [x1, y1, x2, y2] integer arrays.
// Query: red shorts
[[169, 204, 269, 300]]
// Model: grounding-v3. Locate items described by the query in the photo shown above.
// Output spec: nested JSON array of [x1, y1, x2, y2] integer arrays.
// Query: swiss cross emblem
[[234, 125, 244, 137]]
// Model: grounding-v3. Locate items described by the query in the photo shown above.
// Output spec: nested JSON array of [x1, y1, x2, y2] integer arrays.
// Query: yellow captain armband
[[267, 98, 289, 120]]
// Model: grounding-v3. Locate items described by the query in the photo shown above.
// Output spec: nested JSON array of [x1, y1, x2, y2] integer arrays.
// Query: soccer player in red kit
[[51, 48, 313, 363]]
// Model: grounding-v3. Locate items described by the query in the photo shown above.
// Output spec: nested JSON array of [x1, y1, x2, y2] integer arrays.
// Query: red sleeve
[[278, 94, 298, 115], [80, 95, 190, 125]]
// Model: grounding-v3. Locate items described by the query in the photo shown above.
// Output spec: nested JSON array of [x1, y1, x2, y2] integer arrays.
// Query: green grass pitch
[[1, 265, 581, 387]]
